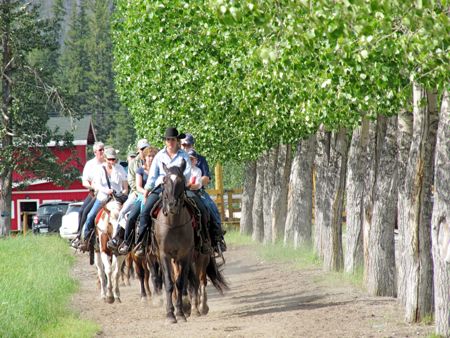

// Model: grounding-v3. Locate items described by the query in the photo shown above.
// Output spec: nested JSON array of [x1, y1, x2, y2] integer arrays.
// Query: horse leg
[[175, 260, 190, 322], [189, 264, 201, 317], [161, 255, 176, 323], [199, 258, 209, 315], [94, 251, 107, 300], [135, 258, 147, 302], [112, 255, 125, 303], [100, 251, 115, 304], [149, 257, 163, 307]]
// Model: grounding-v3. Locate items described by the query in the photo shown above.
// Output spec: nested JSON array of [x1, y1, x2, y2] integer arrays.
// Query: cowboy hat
[[162, 127, 186, 140]]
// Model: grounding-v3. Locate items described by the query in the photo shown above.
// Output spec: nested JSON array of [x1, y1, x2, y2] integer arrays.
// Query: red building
[[11, 116, 96, 231]]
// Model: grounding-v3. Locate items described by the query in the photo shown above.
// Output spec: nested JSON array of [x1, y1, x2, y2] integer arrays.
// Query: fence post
[[215, 163, 225, 221]]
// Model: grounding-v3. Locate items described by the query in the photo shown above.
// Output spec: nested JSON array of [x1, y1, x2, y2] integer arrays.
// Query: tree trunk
[[431, 90, 450, 337], [344, 117, 370, 273], [314, 127, 348, 271], [314, 127, 329, 260], [271, 144, 291, 243], [396, 107, 414, 305], [263, 147, 278, 244], [0, 5, 13, 236], [284, 135, 316, 248], [400, 84, 438, 322], [365, 115, 398, 297], [252, 153, 265, 242], [240, 161, 256, 236]]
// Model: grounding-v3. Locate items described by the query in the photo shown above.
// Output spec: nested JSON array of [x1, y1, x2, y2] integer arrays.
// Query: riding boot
[[134, 229, 148, 257], [107, 227, 124, 250]]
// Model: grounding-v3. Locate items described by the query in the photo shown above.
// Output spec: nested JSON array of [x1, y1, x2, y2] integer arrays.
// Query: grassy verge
[[226, 229, 364, 287], [0, 235, 98, 338]]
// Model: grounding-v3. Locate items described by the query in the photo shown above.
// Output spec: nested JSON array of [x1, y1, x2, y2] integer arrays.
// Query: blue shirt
[[145, 147, 191, 191]]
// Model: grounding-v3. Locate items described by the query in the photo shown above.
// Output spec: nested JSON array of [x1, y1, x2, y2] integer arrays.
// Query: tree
[[0, 0, 80, 236]]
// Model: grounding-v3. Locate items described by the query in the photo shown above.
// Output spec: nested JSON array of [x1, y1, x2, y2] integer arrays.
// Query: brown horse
[[153, 160, 198, 323], [189, 246, 229, 316]]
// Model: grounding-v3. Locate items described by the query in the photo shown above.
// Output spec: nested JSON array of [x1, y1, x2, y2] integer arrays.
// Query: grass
[[0, 234, 98, 338], [226, 229, 364, 288]]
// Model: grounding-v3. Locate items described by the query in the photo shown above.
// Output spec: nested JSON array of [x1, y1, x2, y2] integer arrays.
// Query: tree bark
[[263, 147, 278, 244], [314, 127, 348, 271], [0, 2, 13, 236], [284, 135, 316, 248], [396, 107, 414, 305], [365, 115, 398, 297], [399, 84, 438, 322], [344, 117, 370, 273], [252, 153, 265, 242], [314, 127, 329, 260], [271, 144, 291, 243], [431, 89, 450, 337], [240, 161, 256, 236]]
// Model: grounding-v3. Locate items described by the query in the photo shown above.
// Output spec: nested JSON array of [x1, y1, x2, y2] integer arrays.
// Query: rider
[[107, 139, 150, 250], [78, 148, 128, 251], [115, 146, 159, 255], [134, 127, 195, 256], [181, 133, 226, 252], [71, 141, 105, 248]]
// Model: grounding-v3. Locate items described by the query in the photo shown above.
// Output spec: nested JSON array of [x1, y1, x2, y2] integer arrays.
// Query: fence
[[206, 188, 242, 228]]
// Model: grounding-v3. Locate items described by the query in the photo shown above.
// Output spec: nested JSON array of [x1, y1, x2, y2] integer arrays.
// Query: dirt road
[[70, 244, 433, 338]]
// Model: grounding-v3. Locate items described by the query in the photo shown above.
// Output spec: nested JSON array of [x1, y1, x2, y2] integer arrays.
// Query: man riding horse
[[134, 127, 211, 256]]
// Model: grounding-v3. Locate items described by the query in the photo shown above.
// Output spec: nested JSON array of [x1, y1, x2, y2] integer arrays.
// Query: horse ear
[[180, 158, 186, 173], [163, 163, 169, 174]]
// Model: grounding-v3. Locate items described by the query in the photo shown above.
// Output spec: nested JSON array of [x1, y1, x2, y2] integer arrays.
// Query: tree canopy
[[112, 0, 449, 163]]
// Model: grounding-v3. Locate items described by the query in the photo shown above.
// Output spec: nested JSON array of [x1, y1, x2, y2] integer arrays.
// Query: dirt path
[[70, 245, 433, 338]]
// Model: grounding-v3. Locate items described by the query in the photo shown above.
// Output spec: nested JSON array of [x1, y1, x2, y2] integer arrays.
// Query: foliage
[[0, 235, 98, 337], [112, 0, 449, 162], [0, 0, 81, 187]]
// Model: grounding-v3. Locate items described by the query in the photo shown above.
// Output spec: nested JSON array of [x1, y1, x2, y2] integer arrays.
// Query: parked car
[[59, 202, 83, 240], [33, 202, 71, 234]]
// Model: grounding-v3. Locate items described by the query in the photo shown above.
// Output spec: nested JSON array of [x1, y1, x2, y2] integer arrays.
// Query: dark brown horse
[[154, 160, 198, 323]]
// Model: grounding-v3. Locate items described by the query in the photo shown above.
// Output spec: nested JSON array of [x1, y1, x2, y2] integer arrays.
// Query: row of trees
[[112, 1, 449, 335]]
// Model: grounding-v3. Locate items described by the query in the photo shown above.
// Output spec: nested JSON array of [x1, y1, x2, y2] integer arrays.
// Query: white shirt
[[82, 157, 103, 184], [93, 163, 127, 202], [189, 165, 202, 190]]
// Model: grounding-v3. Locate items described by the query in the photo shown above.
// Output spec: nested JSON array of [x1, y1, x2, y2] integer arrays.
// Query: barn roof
[[47, 115, 96, 146]]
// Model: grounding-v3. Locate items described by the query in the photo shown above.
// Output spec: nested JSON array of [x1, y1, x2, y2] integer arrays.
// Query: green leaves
[[112, 0, 449, 162]]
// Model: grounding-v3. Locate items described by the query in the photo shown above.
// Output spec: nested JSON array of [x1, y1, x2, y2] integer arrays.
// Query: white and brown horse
[[94, 200, 125, 303]]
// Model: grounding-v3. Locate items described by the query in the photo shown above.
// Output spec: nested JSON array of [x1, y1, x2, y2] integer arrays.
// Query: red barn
[[11, 115, 96, 231]]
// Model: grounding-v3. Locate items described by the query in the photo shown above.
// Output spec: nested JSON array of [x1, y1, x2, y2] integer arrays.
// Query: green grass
[[226, 229, 364, 288], [226, 229, 321, 269], [0, 235, 98, 338]]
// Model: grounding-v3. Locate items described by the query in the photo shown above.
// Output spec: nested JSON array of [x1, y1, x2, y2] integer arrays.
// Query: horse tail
[[206, 256, 229, 295]]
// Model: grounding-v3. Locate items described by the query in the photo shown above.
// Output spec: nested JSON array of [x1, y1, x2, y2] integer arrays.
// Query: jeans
[[199, 190, 223, 234], [137, 187, 162, 241], [82, 199, 103, 239], [77, 194, 95, 233], [124, 199, 142, 244]]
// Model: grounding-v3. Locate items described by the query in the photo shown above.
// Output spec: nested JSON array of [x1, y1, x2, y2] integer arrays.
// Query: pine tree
[[0, 0, 80, 236]]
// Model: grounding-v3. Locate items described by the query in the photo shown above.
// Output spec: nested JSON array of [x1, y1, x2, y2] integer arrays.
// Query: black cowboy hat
[[162, 127, 186, 140]]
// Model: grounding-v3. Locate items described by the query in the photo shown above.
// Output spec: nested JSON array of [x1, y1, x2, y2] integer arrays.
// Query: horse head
[[162, 159, 186, 215]]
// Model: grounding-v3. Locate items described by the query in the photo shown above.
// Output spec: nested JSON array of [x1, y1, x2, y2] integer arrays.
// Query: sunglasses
[[97, 148, 104, 152], [107, 158, 116, 161]]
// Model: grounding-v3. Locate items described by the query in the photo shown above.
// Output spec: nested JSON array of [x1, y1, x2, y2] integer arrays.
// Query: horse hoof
[[140, 296, 148, 303], [191, 309, 201, 317], [115, 297, 122, 303], [176, 313, 187, 322], [200, 305, 209, 315], [166, 313, 177, 324], [105, 296, 115, 304]]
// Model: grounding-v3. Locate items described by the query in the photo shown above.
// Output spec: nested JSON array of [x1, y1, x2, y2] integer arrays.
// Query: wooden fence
[[206, 188, 242, 227]]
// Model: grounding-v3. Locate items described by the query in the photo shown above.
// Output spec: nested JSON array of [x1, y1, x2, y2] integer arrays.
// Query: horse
[[189, 242, 229, 316], [153, 160, 199, 323], [130, 243, 163, 305], [93, 201, 125, 303]]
